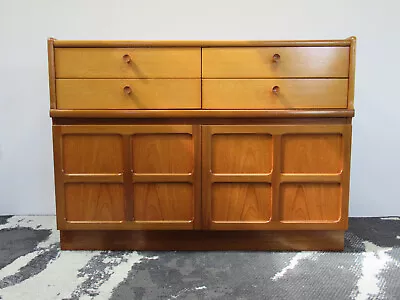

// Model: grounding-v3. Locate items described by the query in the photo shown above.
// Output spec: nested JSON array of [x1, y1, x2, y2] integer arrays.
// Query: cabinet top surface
[[51, 37, 356, 48]]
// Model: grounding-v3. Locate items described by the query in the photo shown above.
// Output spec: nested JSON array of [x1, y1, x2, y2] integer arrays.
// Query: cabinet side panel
[[348, 37, 356, 109], [48, 38, 57, 109]]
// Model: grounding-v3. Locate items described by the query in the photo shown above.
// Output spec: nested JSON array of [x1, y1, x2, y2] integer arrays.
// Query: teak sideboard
[[48, 38, 356, 251]]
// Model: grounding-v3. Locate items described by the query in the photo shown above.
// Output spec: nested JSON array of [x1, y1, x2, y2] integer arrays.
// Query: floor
[[0, 216, 399, 300]]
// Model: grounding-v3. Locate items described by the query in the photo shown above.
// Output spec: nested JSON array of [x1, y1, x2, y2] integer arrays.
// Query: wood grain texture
[[132, 174, 193, 183], [271, 135, 282, 222], [52, 126, 66, 228], [211, 174, 271, 183], [280, 174, 341, 183], [56, 79, 201, 109], [202, 79, 348, 109], [202, 125, 213, 228], [348, 36, 357, 109], [212, 134, 272, 173], [63, 135, 123, 174], [62, 221, 193, 230], [203, 126, 274, 229], [60, 230, 345, 251], [50, 109, 355, 119], [340, 125, 353, 230], [55, 48, 201, 78], [280, 183, 341, 222], [202, 124, 349, 231], [212, 183, 271, 222], [63, 174, 123, 183], [60, 124, 193, 135], [203, 47, 349, 78], [132, 134, 193, 173], [122, 135, 134, 221], [47, 38, 57, 109], [193, 125, 202, 229], [282, 134, 343, 173], [54, 39, 352, 48], [133, 183, 193, 222], [65, 183, 125, 221]]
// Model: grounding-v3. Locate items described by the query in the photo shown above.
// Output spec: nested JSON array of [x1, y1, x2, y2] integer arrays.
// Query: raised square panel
[[282, 134, 342, 173], [212, 134, 272, 174], [63, 135, 123, 174], [65, 183, 125, 221], [212, 183, 272, 222], [280, 183, 341, 222], [132, 134, 193, 173], [133, 183, 193, 221]]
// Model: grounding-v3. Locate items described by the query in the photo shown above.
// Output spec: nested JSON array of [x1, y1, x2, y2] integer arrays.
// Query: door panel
[[282, 134, 342, 173], [202, 124, 351, 230], [212, 183, 272, 222], [65, 183, 125, 221], [132, 133, 193, 173], [212, 134, 272, 173], [280, 183, 341, 222], [54, 125, 200, 230], [133, 183, 193, 221], [63, 135, 123, 174]]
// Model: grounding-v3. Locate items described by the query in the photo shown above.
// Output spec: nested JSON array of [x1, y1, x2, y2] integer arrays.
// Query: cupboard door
[[202, 124, 351, 230], [53, 125, 200, 230], [130, 125, 201, 229]]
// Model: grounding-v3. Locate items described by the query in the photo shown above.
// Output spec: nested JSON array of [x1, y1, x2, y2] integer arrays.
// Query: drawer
[[55, 48, 201, 78], [56, 79, 201, 109], [202, 79, 348, 109], [202, 47, 349, 78]]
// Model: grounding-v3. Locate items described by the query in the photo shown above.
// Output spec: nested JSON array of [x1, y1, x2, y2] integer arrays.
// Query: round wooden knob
[[272, 53, 281, 62], [122, 54, 132, 64], [123, 85, 132, 95], [272, 86, 280, 94]]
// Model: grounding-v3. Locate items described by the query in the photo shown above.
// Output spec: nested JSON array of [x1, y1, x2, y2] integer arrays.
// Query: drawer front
[[202, 47, 349, 78], [55, 48, 201, 78], [56, 79, 201, 109], [202, 79, 348, 109]]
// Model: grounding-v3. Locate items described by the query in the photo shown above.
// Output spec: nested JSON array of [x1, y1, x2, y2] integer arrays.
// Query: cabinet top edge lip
[[49, 109, 355, 119], [51, 38, 354, 48]]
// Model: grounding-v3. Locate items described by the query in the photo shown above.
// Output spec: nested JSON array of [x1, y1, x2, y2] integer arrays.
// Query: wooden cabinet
[[49, 38, 356, 251]]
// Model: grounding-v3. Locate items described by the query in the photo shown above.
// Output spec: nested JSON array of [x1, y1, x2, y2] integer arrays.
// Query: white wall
[[0, 0, 399, 216]]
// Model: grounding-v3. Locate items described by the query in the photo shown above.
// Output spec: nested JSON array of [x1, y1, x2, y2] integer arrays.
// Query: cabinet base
[[60, 230, 344, 251]]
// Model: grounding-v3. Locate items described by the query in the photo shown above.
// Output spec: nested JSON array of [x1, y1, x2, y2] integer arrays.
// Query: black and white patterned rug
[[0, 216, 399, 300]]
